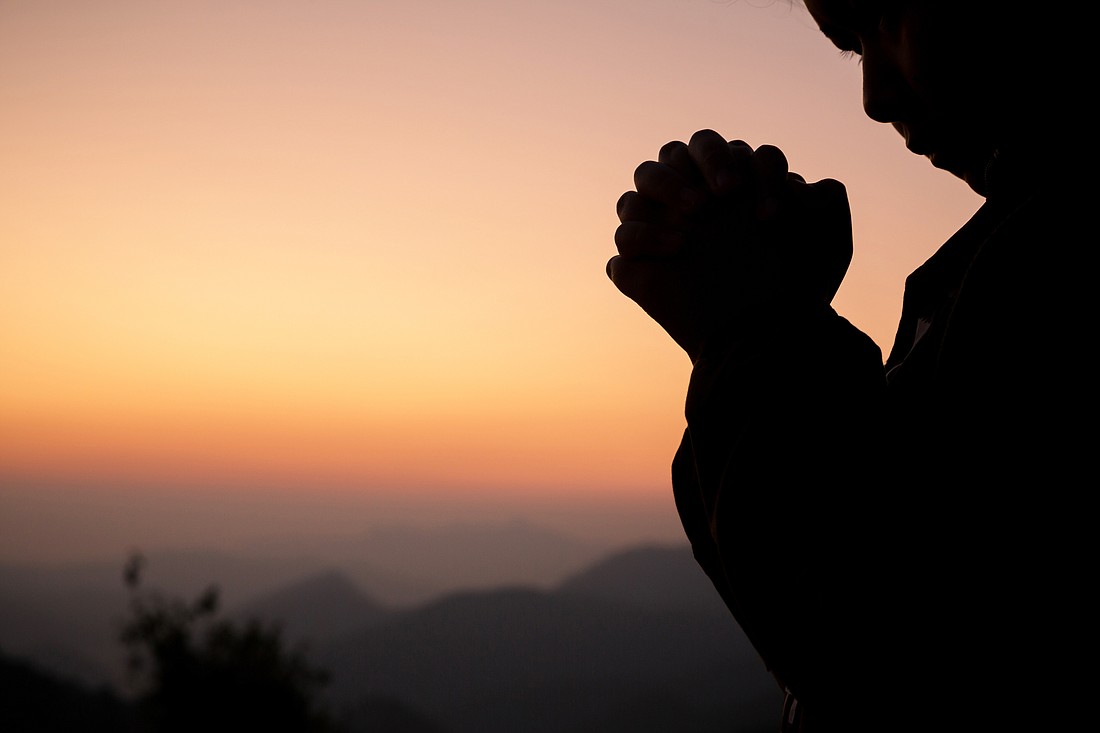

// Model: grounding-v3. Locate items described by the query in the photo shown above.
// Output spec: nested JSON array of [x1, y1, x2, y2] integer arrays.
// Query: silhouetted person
[[607, 1, 1093, 730]]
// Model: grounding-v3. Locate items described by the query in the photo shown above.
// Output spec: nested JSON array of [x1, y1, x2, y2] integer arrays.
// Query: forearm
[[681, 299, 884, 517], [672, 301, 886, 698]]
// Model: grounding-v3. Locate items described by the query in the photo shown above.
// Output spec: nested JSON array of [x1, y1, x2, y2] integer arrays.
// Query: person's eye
[[830, 32, 863, 59], [854, 0, 904, 34]]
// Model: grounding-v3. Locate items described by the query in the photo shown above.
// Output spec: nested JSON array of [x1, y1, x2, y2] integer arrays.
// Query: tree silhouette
[[119, 552, 337, 733]]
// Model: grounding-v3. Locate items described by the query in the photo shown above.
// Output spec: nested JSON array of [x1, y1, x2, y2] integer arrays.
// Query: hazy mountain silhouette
[[0, 519, 601, 683], [347, 518, 610, 596], [558, 543, 731, 613], [314, 544, 778, 733], [0, 550, 346, 688], [236, 569, 393, 645], [0, 647, 134, 732], [0, 564, 128, 687], [0, 533, 779, 732]]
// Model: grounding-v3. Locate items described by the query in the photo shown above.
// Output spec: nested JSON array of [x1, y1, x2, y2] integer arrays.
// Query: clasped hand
[[607, 130, 853, 363]]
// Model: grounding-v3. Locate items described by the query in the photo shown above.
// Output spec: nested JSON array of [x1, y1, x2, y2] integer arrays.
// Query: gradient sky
[[0, 0, 982, 563]]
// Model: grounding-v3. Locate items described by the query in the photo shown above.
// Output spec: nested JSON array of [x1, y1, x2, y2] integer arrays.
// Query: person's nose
[[861, 46, 909, 124]]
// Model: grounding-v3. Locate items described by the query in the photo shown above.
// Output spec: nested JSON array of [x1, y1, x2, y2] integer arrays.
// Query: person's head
[[802, 0, 1076, 196]]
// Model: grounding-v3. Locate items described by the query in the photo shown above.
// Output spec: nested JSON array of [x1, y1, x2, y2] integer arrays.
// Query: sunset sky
[[0, 0, 982, 563]]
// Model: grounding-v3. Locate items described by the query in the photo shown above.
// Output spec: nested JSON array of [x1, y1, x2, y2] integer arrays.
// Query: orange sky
[[0, 0, 982, 562]]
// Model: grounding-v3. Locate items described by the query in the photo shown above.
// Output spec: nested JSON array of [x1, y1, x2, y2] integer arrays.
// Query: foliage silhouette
[[119, 552, 337, 733]]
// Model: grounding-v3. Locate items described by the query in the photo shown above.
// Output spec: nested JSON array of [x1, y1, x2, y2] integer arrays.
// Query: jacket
[[671, 150, 1094, 731]]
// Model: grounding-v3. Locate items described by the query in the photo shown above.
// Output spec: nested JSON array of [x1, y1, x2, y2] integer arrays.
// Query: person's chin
[[928, 151, 987, 196]]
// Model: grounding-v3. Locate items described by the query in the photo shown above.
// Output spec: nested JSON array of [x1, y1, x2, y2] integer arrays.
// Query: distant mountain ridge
[[236, 569, 393, 644], [0, 521, 657, 686], [558, 543, 730, 613], [311, 545, 777, 733], [0, 525, 779, 732]]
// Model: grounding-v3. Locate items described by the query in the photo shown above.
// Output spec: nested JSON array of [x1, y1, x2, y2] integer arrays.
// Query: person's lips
[[905, 134, 947, 168], [906, 135, 952, 172], [899, 123, 977, 179]]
